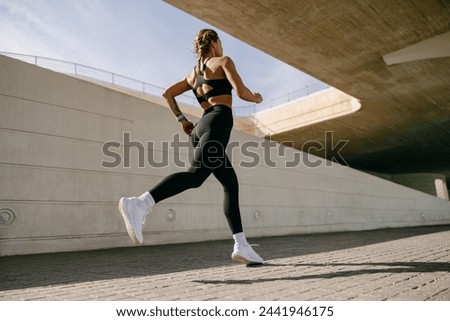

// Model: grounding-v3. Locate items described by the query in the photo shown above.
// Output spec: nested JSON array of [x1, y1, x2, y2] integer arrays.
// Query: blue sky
[[0, 0, 323, 112]]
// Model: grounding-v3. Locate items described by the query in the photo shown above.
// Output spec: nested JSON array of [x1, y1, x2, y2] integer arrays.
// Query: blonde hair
[[193, 29, 219, 69]]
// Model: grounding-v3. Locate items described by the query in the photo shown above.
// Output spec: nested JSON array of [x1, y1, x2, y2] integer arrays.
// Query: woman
[[119, 29, 264, 264]]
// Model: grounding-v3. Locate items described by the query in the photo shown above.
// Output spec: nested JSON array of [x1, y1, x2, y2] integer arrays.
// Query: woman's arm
[[222, 56, 263, 103], [162, 78, 195, 135], [162, 78, 191, 119]]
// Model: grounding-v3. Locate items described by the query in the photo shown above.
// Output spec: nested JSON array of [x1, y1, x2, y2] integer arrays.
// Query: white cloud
[[0, 1, 98, 61], [0, 0, 325, 112]]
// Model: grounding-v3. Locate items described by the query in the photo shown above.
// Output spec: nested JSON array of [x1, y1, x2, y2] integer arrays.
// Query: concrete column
[[390, 173, 449, 200]]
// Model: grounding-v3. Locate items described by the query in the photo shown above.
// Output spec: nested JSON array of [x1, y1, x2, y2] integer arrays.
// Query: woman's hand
[[254, 92, 263, 104], [181, 119, 195, 136]]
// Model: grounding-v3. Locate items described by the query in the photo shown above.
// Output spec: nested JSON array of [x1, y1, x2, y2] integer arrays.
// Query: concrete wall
[[1, 54, 450, 256]]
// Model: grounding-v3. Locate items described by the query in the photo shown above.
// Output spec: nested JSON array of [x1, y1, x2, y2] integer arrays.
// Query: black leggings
[[149, 105, 243, 234]]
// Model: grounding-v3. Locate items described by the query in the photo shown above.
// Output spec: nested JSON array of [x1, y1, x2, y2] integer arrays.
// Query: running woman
[[119, 29, 264, 264]]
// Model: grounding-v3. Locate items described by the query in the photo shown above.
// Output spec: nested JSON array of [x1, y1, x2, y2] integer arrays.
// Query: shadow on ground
[[193, 261, 450, 284], [1, 225, 449, 292]]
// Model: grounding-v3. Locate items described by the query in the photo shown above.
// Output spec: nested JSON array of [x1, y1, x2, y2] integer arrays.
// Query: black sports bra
[[192, 57, 232, 105]]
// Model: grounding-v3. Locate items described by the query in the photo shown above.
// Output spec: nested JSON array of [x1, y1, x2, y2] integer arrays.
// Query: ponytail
[[193, 29, 219, 70]]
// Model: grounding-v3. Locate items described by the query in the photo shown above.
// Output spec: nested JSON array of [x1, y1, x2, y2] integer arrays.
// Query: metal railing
[[0, 51, 197, 106], [1, 52, 330, 114]]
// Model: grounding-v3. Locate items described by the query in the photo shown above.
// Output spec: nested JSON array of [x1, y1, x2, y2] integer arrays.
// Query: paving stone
[[1, 225, 449, 301]]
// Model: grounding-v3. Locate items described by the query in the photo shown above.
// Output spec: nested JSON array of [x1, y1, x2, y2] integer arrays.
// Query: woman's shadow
[[194, 261, 450, 285]]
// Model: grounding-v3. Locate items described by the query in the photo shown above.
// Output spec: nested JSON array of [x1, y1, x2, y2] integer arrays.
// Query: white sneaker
[[118, 197, 151, 245], [231, 243, 264, 265]]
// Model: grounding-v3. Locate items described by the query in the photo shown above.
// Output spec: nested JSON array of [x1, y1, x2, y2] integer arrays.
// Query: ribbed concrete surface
[[1, 225, 449, 301]]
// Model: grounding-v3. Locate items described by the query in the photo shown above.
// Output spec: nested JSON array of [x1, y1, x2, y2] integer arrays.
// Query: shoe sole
[[231, 254, 263, 266], [118, 197, 142, 245]]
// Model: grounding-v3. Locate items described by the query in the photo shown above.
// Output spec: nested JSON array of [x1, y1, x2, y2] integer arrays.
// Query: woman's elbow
[[234, 88, 246, 100], [237, 93, 247, 101], [162, 90, 172, 101], [235, 89, 251, 102]]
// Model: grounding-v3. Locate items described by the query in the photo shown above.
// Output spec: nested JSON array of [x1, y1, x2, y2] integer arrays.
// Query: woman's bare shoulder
[[216, 56, 235, 72], [185, 68, 196, 87], [217, 55, 233, 64]]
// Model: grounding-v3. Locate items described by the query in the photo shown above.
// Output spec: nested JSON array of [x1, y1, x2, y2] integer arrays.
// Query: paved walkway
[[1, 225, 450, 301]]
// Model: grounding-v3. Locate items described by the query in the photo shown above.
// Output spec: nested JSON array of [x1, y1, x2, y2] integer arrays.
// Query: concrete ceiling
[[166, 0, 450, 182]]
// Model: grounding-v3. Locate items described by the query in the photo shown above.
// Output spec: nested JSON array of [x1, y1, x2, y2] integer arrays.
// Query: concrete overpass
[[166, 0, 450, 187]]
